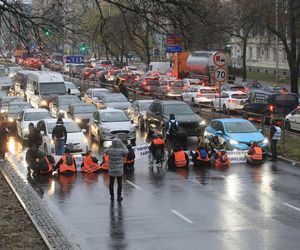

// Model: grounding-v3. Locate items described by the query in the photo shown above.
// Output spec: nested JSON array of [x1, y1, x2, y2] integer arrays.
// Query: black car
[[67, 103, 97, 129], [243, 90, 298, 124], [145, 100, 206, 137]]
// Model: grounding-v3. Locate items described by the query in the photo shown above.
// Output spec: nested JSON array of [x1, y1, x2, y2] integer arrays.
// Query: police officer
[[269, 120, 281, 161]]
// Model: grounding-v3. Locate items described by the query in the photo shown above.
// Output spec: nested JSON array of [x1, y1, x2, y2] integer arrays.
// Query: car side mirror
[[81, 129, 86, 133], [216, 131, 223, 136], [40, 131, 45, 136]]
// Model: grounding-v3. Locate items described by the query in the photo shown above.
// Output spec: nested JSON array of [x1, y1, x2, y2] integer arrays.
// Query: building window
[[257, 48, 261, 60]]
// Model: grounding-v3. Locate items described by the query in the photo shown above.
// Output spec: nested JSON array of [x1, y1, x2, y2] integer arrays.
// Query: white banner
[[133, 144, 150, 160], [227, 150, 248, 163]]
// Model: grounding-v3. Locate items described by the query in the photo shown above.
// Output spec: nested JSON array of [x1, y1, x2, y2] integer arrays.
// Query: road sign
[[65, 56, 84, 64], [165, 45, 183, 53], [213, 52, 227, 67], [214, 67, 227, 82]]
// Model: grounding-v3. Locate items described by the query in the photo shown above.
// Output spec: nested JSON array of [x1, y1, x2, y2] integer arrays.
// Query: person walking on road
[[27, 123, 42, 148], [269, 120, 281, 161], [52, 118, 67, 155], [165, 113, 178, 153], [0, 118, 9, 161], [104, 138, 128, 202]]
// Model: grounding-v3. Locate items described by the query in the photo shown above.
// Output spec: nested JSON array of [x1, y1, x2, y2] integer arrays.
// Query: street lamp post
[[275, 0, 279, 84]]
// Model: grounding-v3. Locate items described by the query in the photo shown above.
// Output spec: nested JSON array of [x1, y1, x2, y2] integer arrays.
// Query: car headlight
[[229, 139, 239, 145], [1, 109, 6, 113], [263, 138, 269, 144], [83, 137, 88, 143], [8, 117, 14, 123], [199, 120, 206, 126], [50, 139, 54, 145], [75, 118, 81, 123], [40, 100, 48, 106]]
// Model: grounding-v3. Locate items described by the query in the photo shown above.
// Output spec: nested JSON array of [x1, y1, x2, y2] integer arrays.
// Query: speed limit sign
[[214, 67, 227, 82]]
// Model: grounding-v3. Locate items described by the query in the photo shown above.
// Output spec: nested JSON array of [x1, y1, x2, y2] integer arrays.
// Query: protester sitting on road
[[54, 148, 77, 174], [26, 145, 40, 171], [245, 141, 263, 164], [213, 149, 231, 170], [81, 150, 101, 173], [208, 136, 221, 155], [123, 144, 135, 172], [52, 118, 67, 155], [100, 153, 109, 171], [34, 151, 55, 175], [27, 123, 42, 148], [149, 133, 165, 165], [191, 141, 211, 167], [174, 129, 187, 151], [167, 145, 189, 169], [0, 117, 9, 161], [104, 138, 128, 202]]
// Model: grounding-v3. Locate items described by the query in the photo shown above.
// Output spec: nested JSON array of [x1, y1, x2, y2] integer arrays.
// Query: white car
[[36, 118, 89, 155], [285, 107, 300, 131], [65, 81, 80, 96], [211, 91, 248, 114], [16, 108, 51, 140], [181, 86, 216, 104]]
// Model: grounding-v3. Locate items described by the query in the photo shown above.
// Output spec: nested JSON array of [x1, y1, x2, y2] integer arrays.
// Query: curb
[[0, 158, 79, 250], [278, 155, 300, 167]]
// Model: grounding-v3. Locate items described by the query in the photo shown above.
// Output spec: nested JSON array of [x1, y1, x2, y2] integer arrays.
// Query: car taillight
[[228, 99, 237, 103], [268, 104, 275, 112], [142, 80, 147, 85], [197, 92, 202, 96]]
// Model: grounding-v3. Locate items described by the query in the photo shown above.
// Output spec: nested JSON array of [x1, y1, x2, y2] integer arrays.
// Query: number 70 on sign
[[214, 67, 228, 82]]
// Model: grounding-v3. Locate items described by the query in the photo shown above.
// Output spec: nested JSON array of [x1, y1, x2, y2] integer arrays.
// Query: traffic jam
[[1, 50, 300, 248]]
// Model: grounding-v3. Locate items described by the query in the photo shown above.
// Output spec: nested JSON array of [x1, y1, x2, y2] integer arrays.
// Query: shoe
[[117, 196, 123, 202]]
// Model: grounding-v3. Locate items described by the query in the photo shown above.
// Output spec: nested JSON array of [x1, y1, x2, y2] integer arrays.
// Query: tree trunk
[[242, 38, 247, 80], [290, 64, 299, 94]]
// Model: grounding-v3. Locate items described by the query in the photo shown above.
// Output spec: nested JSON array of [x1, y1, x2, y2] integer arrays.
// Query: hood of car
[[74, 113, 93, 120], [226, 132, 264, 143], [65, 132, 85, 143], [100, 121, 134, 131], [104, 102, 131, 110], [163, 114, 202, 123]]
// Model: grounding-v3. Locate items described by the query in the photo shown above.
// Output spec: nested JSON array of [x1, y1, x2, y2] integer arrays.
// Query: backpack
[[169, 120, 178, 136], [65, 155, 73, 166], [200, 149, 207, 160]]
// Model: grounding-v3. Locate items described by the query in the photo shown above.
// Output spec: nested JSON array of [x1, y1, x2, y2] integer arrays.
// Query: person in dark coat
[[0, 118, 9, 161], [52, 118, 67, 155], [27, 123, 42, 148], [174, 130, 187, 151], [119, 82, 129, 98]]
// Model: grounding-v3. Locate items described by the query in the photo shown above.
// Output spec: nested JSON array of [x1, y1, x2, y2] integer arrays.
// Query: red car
[[23, 58, 42, 70], [139, 75, 160, 96]]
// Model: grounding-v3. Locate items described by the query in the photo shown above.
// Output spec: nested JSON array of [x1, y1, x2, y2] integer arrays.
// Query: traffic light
[[80, 44, 88, 54], [44, 29, 50, 37]]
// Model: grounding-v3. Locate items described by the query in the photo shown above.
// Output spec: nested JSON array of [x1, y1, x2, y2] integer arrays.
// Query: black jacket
[[28, 128, 42, 148], [52, 124, 67, 142]]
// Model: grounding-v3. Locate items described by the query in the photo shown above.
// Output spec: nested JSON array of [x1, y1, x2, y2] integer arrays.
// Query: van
[[25, 71, 66, 108], [149, 62, 171, 73], [13, 70, 32, 99]]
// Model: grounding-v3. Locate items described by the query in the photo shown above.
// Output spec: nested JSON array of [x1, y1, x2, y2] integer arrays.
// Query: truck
[[172, 51, 235, 84]]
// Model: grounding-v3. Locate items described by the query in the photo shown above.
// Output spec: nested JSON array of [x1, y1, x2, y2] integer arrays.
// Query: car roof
[[223, 90, 247, 95], [212, 118, 250, 123], [24, 108, 49, 113]]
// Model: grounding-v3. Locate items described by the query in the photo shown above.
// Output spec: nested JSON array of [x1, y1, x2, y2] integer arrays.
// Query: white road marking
[[171, 209, 194, 224], [126, 180, 142, 190], [284, 203, 300, 212]]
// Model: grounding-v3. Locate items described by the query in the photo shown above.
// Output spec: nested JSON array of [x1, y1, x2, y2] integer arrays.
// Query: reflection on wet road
[[6, 130, 300, 249]]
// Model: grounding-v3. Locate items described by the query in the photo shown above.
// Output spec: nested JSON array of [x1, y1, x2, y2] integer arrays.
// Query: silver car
[[89, 109, 136, 144], [96, 93, 131, 111]]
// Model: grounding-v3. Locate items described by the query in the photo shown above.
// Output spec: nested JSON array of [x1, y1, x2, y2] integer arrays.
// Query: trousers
[[271, 140, 278, 159], [109, 176, 122, 197]]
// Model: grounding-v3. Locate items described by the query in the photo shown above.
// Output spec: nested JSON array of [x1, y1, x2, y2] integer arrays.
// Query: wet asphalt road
[[5, 129, 300, 250]]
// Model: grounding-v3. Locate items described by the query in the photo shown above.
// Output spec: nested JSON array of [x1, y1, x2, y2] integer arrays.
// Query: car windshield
[[1, 97, 23, 104], [47, 122, 81, 134], [59, 96, 80, 105], [104, 95, 127, 103], [40, 82, 66, 95], [170, 81, 184, 87], [232, 94, 248, 99], [73, 105, 96, 113], [230, 86, 245, 91], [164, 104, 194, 115], [200, 89, 215, 94], [224, 122, 257, 133], [8, 104, 31, 114], [272, 94, 298, 105], [139, 102, 152, 111], [24, 112, 51, 121], [93, 90, 110, 97], [100, 112, 129, 122], [65, 83, 76, 89]]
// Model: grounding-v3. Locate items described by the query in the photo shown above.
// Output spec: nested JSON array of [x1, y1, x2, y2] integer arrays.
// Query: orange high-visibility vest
[[36, 157, 53, 174], [196, 149, 210, 161], [81, 155, 101, 173], [153, 138, 165, 145], [100, 153, 109, 170], [59, 155, 76, 173], [174, 151, 187, 168], [217, 151, 229, 163], [251, 147, 263, 161]]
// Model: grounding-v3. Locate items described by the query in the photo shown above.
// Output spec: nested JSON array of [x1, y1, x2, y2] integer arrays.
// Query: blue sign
[[65, 56, 84, 64], [165, 46, 183, 53]]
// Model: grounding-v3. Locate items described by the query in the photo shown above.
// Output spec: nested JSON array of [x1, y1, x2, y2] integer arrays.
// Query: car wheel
[[285, 120, 291, 131]]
